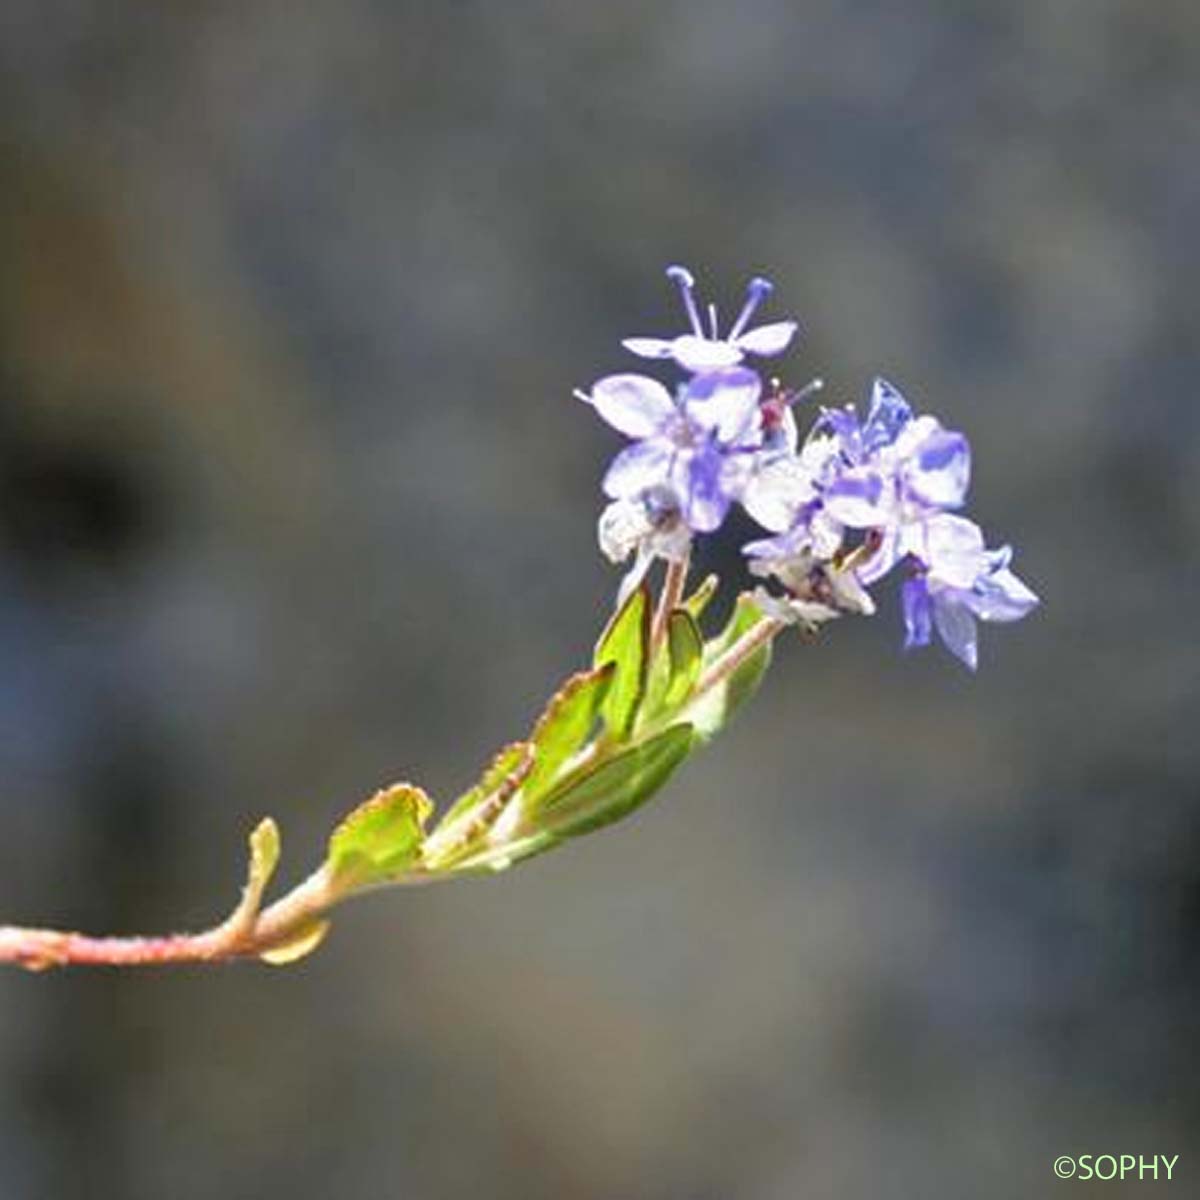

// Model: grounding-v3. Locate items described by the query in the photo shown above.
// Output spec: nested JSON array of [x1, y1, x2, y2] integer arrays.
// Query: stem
[[0, 865, 342, 972], [693, 614, 785, 700], [650, 551, 690, 659], [0, 596, 787, 972]]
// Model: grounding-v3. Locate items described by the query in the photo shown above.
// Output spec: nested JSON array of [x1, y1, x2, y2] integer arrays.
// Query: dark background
[[1, 3, 1197, 1197]]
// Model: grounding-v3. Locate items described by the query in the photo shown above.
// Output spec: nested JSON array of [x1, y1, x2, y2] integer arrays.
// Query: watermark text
[[1053, 1155, 1178, 1181]]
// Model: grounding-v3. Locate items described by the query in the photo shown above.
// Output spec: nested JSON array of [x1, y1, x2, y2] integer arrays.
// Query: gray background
[[0, 2, 1197, 1197]]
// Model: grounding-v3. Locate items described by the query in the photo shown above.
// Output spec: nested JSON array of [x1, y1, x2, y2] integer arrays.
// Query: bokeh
[[1, 3, 1197, 1197]]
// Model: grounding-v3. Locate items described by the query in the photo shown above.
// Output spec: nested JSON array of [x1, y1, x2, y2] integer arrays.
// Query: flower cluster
[[578, 266, 1038, 669]]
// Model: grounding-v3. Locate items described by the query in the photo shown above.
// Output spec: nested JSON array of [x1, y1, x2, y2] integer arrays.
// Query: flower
[[737, 424, 843, 544], [580, 267, 1039, 672], [900, 516, 1039, 669], [579, 366, 764, 533], [743, 533, 876, 626], [818, 378, 972, 584], [622, 265, 799, 374], [597, 485, 693, 604]]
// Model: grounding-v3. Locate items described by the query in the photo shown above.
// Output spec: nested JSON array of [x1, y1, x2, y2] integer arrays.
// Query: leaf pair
[[593, 581, 706, 738]]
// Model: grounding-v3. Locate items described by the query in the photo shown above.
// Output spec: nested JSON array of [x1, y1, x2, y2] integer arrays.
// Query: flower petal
[[588, 374, 677, 437], [671, 335, 744, 373], [857, 525, 901, 584], [964, 567, 1040, 623], [734, 320, 798, 357], [684, 367, 762, 444], [920, 513, 987, 587], [863, 378, 913, 451], [681, 447, 732, 532], [602, 440, 673, 498], [621, 337, 676, 360], [906, 430, 971, 509], [809, 507, 845, 559], [597, 498, 649, 563], [743, 522, 813, 562], [932, 593, 979, 670], [901, 577, 933, 648], [741, 456, 817, 532], [819, 405, 863, 450], [823, 469, 892, 527]]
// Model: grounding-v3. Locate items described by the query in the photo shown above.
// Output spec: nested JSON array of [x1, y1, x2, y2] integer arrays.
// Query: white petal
[[588, 374, 677, 437], [965, 568, 1040, 622], [751, 586, 839, 629], [621, 337, 676, 359], [823, 469, 893, 527], [905, 430, 971, 508], [671, 335, 743, 373], [734, 320, 798, 357], [684, 368, 762, 444], [809, 509, 846, 559], [932, 595, 979, 670], [827, 567, 876, 616], [741, 456, 817, 532], [921, 514, 987, 587], [597, 499, 649, 563], [617, 544, 655, 605], [602, 440, 674, 498], [890, 414, 942, 461]]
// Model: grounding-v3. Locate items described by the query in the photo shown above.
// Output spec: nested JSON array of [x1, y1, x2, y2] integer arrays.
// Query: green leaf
[[523, 664, 614, 800], [542, 722, 695, 837], [423, 742, 535, 868], [224, 817, 281, 931], [217, 817, 284, 943], [663, 609, 703, 708], [259, 918, 331, 966], [439, 741, 534, 828], [593, 583, 651, 741], [327, 783, 433, 887], [457, 723, 696, 871], [688, 594, 773, 742], [683, 573, 719, 621]]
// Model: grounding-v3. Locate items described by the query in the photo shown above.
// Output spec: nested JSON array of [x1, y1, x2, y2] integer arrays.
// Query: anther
[[665, 264, 703, 336], [728, 275, 774, 338]]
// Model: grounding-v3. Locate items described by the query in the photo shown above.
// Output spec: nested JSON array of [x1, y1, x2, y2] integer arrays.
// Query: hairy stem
[[693, 613, 785, 700], [0, 582, 790, 972], [0, 865, 342, 971], [650, 551, 691, 658]]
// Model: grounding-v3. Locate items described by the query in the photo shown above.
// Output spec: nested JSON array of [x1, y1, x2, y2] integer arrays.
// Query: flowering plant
[[0, 267, 1036, 971]]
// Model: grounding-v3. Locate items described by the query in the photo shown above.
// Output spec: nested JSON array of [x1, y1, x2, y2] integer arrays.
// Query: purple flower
[[622, 265, 799, 374], [819, 379, 972, 584], [743, 528, 875, 620], [579, 366, 764, 533], [597, 485, 693, 603], [900, 515, 1039, 670], [580, 265, 1040, 672]]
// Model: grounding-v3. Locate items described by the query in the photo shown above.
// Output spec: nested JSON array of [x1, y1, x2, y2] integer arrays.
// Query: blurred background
[[0, 2, 1197, 1197]]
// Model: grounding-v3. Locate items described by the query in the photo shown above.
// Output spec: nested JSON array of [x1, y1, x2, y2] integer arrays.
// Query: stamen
[[788, 378, 824, 407], [665, 265, 703, 336], [728, 276, 773, 338], [707, 302, 719, 339]]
